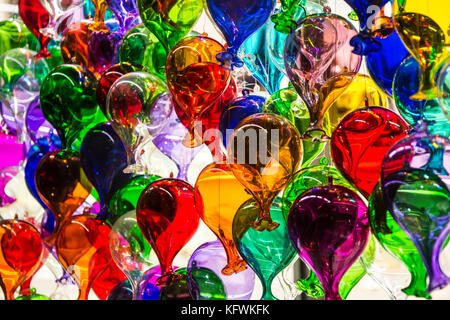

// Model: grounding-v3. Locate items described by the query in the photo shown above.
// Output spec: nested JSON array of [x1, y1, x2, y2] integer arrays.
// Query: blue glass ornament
[[219, 92, 265, 148], [205, 0, 276, 69], [80, 122, 128, 222], [344, 0, 390, 55], [366, 30, 409, 96]]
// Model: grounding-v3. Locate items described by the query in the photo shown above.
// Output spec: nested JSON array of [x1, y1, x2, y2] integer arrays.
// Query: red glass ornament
[[175, 77, 238, 160], [166, 36, 230, 147], [90, 223, 127, 300], [136, 179, 201, 286], [331, 107, 409, 198], [35, 150, 93, 248], [0, 220, 43, 300], [18, 0, 51, 59], [19, 250, 49, 296], [91, 255, 127, 300]]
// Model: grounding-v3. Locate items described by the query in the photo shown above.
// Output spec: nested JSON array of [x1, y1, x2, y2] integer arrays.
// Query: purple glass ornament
[[187, 240, 255, 300], [88, 30, 122, 74], [288, 185, 370, 300], [0, 166, 19, 206], [153, 108, 203, 181], [25, 96, 59, 146], [106, 0, 140, 33], [382, 168, 450, 293], [381, 125, 450, 189]]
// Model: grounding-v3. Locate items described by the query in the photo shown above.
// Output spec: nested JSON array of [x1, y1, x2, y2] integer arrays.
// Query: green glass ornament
[[282, 159, 356, 218], [39, 64, 107, 151], [369, 182, 433, 299], [119, 24, 166, 81], [233, 197, 296, 300], [136, 0, 203, 54], [15, 288, 51, 300], [270, 0, 306, 34], [262, 87, 326, 167], [0, 16, 39, 56], [187, 267, 227, 300], [107, 173, 161, 226]]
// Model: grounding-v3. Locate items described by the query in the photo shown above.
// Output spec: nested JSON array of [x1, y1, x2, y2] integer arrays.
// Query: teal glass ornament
[[233, 197, 296, 300]]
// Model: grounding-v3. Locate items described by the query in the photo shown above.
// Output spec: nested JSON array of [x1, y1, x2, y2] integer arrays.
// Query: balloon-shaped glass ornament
[[18, 0, 52, 59], [331, 107, 409, 198], [39, 64, 107, 151], [288, 185, 370, 300], [80, 122, 129, 223], [105, 71, 168, 174], [233, 197, 296, 300], [0, 219, 44, 300], [34, 150, 93, 248], [284, 13, 362, 142], [165, 36, 230, 148], [239, 14, 285, 95], [227, 113, 303, 231], [194, 163, 252, 275], [136, 179, 200, 286], [381, 168, 450, 293], [55, 212, 115, 300], [369, 182, 433, 299]]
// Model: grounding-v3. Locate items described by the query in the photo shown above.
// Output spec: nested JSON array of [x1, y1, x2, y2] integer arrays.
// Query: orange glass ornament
[[165, 36, 230, 147], [227, 113, 303, 231], [34, 150, 93, 248], [89, 0, 108, 33], [0, 220, 43, 300], [61, 20, 97, 75], [55, 212, 112, 300], [194, 163, 252, 275]]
